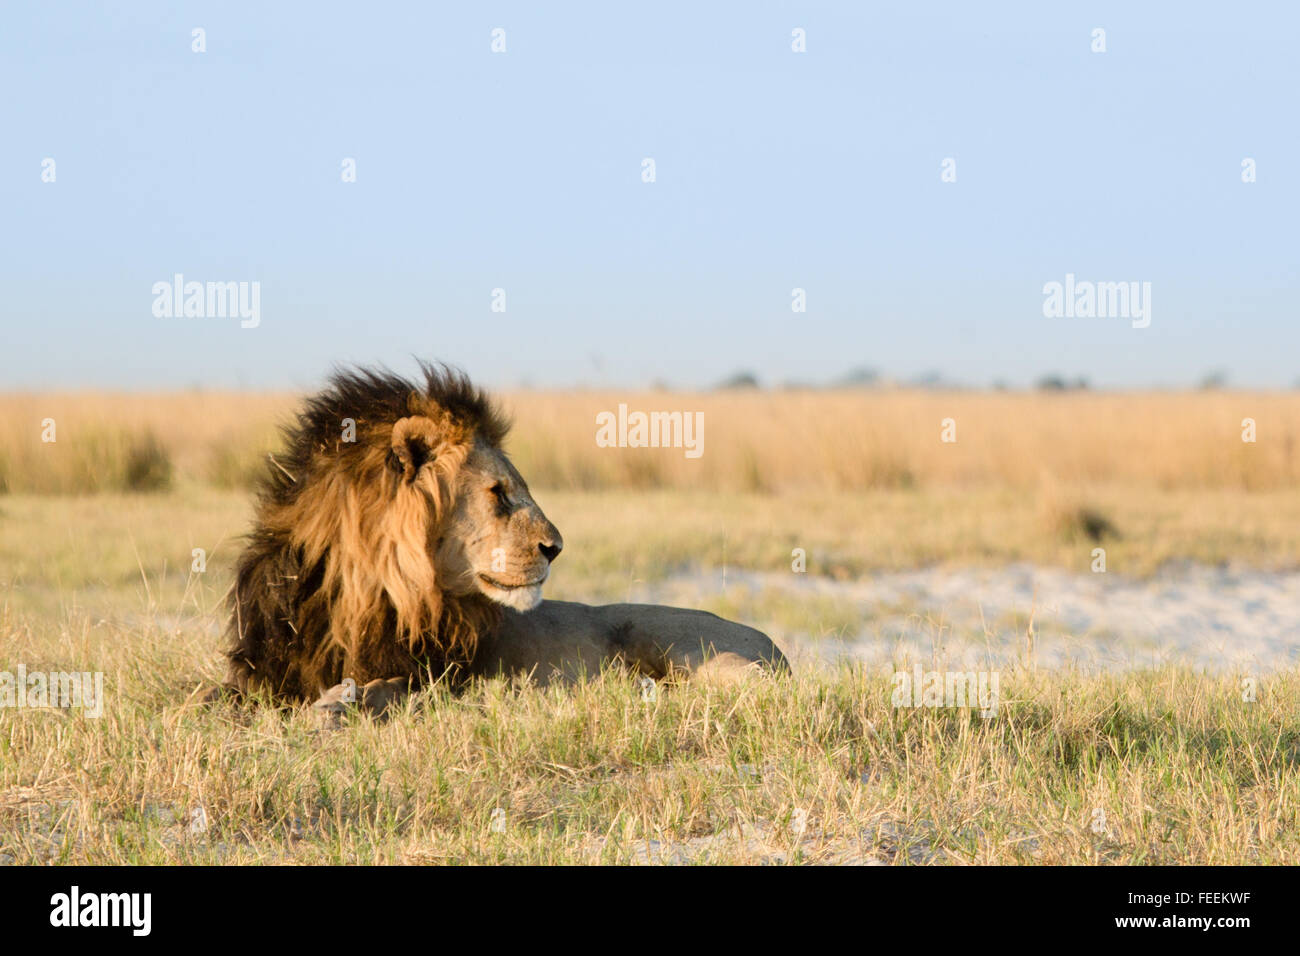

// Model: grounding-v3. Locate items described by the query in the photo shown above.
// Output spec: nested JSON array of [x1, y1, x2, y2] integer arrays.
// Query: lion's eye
[[490, 483, 509, 508]]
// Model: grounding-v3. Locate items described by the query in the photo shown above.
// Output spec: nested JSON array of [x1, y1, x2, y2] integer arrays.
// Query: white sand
[[633, 563, 1300, 673]]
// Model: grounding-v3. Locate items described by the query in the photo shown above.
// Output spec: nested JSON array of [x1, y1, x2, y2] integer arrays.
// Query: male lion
[[218, 363, 786, 713]]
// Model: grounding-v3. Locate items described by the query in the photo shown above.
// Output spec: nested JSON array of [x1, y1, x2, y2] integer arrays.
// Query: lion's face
[[432, 441, 563, 612]]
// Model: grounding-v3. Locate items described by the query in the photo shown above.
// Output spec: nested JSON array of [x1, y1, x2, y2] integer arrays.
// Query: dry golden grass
[[6, 387, 1300, 578], [0, 391, 294, 494], [2, 388, 1298, 494], [3, 617, 1297, 865]]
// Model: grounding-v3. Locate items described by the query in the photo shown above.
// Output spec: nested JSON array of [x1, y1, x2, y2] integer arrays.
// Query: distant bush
[[123, 432, 173, 492], [836, 367, 880, 388], [1041, 500, 1119, 543], [716, 371, 761, 390], [1035, 374, 1089, 392]]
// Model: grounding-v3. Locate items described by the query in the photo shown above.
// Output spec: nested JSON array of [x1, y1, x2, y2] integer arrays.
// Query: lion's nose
[[538, 538, 562, 564]]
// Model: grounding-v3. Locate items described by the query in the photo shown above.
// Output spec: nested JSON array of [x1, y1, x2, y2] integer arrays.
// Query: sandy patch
[[634, 563, 1300, 672]]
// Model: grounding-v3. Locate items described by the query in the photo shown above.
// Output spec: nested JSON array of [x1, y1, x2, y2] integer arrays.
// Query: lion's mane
[[224, 363, 510, 701]]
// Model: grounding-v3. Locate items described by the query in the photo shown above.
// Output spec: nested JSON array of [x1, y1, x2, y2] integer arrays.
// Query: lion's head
[[231, 363, 561, 696], [406, 416, 563, 613]]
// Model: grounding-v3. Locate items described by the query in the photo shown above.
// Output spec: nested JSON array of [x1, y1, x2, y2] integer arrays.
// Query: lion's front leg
[[312, 676, 412, 718], [592, 603, 789, 684], [480, 600, 788, 686]]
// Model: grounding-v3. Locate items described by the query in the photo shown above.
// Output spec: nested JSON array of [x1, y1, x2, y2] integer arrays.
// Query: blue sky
[[2, 2, 1296, 390]]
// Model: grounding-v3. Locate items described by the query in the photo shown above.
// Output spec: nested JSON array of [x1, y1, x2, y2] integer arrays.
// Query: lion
[[217, 362, 786, 713]]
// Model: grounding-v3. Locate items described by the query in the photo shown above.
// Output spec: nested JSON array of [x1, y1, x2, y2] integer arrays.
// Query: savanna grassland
[[2, 388, 1299, 864]]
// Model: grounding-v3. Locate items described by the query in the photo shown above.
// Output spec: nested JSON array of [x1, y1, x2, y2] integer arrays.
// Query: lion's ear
[[389, 416, 440, 482]]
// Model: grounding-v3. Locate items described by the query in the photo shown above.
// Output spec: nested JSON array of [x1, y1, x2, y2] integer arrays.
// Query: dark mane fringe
[[261, 360, 511, 506], [222, 360, 509, 702]]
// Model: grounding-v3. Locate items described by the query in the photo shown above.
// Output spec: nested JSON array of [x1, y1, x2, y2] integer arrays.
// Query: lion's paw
[[311, 677, 410, 720], [311, 682, 355, 713], [359, 676, 411, 716]]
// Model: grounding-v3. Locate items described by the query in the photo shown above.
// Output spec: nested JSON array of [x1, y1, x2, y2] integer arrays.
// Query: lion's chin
[[476, 575, 545, 612]]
